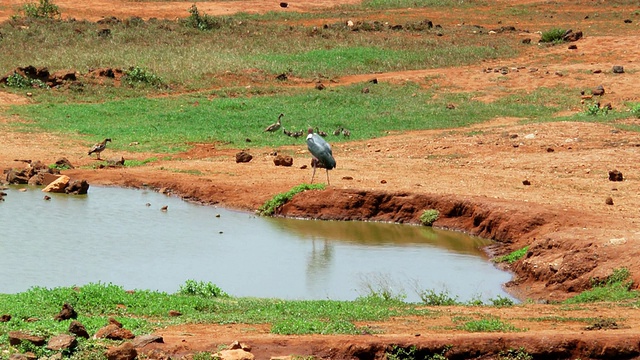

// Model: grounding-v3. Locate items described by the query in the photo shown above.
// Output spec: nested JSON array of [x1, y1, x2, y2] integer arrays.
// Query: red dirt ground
[[1, 0, 640, 358]]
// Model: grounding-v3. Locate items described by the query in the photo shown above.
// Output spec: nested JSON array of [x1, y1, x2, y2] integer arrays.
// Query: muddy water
[[0, 185, 513, 303]]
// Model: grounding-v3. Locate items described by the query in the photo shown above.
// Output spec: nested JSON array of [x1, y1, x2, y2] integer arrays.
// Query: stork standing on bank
[[306, 127, 336, 185], [88, 138, 111, 160]]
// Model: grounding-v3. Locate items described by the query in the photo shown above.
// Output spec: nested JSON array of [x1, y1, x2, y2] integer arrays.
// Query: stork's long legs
[[325, 169, 330, 186], [310, 165, 317, 184]]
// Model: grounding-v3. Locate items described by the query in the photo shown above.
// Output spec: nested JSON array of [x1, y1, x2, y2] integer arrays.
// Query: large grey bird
[[306, 127, 336, 185], [265, 113, 284, 132], [88, 138, 111, 160]]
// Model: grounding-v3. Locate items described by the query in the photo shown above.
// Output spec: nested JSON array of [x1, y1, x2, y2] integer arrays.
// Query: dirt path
[[2, 0, 640, 358]]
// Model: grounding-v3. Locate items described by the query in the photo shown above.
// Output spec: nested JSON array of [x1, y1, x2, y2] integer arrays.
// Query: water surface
[[0, 185, 513, 303]]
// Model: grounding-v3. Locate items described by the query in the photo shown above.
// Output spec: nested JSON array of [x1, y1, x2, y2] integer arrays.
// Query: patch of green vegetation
[[181, 4, 232, 31], [540, 28, 567, 43], [178, 280, 229, 298], [419, 289, 459, 306], [122, 157, 158, 167], [4, 72, 49, 89], [420, 209, 439, 226], [122, 66, 165, 88], [258, 184, 326, 216], [20, 0, 60, 19], [456, 316, 522, 332], [494, 246, 529, 264], [583, 101, 610, 116], [271, 318, 360, 335], [630, 102, 640, 118], [564, 268, 640, 303]]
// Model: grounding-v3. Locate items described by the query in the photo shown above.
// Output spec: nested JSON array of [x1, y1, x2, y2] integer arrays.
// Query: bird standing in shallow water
[[306, 128, 336, 185], [88, 138, 111, 160], [265, 113, 284, 132]]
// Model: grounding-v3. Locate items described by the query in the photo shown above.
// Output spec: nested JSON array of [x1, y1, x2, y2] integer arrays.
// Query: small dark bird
[[161, 205, 168, 211], [342, 128, 351, 137], [88, 138, 111, 160], [291, 130, 304, 138], [306, 127, 336, 185], [315, 127, 328, 137], [283, 128, 293, 136], [44, 195, 51, 201], [265, 113, 284, 132], [333, 127, 343, 136]]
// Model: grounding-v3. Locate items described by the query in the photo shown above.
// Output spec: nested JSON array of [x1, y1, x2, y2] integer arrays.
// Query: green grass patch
[[456, 316, 522, 332], [494, 246, 528, 264], [564, 268, 640, 303], [258, 183, 325, 216], [540, 28, 567, 43], [420, 209, 439, 226]]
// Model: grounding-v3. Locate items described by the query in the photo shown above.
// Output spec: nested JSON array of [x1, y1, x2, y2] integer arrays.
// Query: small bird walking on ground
[[265, 113, 284, 132], [306, 127, 336, 185], [88, 138, 111, 160]]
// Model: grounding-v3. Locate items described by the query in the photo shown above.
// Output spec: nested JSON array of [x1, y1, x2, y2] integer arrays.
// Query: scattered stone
[[47, 334, 77, 351], [605, 197, 614, 205], [562, 29, 583, 42], [315, 82, 325, 90], [95, 324, 135, 340], [342, 176, 353, 180], [546, 147, 555, 152], [54, 303, 78, 321], [161, 205, 168, 212], [368, 78, 378, 84], [132, 334, 164, 348], [168, 310, 182, 317], [568, 44, 577, 50], [69, 320, 90, 339], [623, 19, 632, 23], [300, 165, 308, 169], [279, 2, 288, 7], [215, 348, 255, 360], [273, 155, 293, 167], [5, 168, 30, 184], [608, 170, 623, 182], [591, 85, 605, 96], [55, 157, 75, 169], [380, 179, 387, 184], [106, 341, 137, 360], [8, 331, 46, 346], [43, 175, 71, 193], [592, 69, 602, 74], [523, 180, 531, 186], [521, 38, 531, 44], [612, 65, 624, 74], [235, 151, 253, 163], [65, 179, 90, 195], [1, 314, 11, 322], [229, 340, 251, 352], [29, 172, 61, 186], [275, 73, 287, 81]]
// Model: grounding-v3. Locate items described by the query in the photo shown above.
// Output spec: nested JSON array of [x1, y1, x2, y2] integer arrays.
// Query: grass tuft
[[258, 184, 325, 216], [494, 246, 528, 264], [420, 209, 439, 226]]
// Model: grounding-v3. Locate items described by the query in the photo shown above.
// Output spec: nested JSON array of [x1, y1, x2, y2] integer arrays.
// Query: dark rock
[[315, 82, 325, 90], [591, 85, 605, 96], [0, 314, 10, 322], [46, 334, 77, 351], [54, 303, 78, 321], [9, 353, 37, 360], [8, 331, 46, 346], [106, 341, 137, 360], [612, 65, 624, 74], [522, 180, 531, 186], [605, 197, 614, 205], [69, 320, 90, 338], [5, 169, 29, 184], [65, 179, 90, 195], [28, 172, 60, 186], [563, 30, 583, 42], [623, 19, 632, 23], [274, 155, 294, 167], [109, 317, 123, 328], [592, 69, 602, 74], [546, 147, 555, 152], [608, 170, 623, 182], [95, 324, 135, 340], [235, 151, 253, 163], [568, 44, 577, 50], [275, 73, 287, 81], [368, 78, 378, 84], [279, 2, 288, 7], [522, 38, 531, 44], [132, 334, 164, 348]]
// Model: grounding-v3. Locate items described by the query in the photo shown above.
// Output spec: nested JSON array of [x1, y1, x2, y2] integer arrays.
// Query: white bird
[[306, 127, 336, 185], [265, 113, 284, 132], [88, 138, 111, 160]]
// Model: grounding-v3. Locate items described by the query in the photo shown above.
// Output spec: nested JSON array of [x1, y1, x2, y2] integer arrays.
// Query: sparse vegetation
[[4, 72, 48, 89], [258, 184, 325, 216], [564, 268, 639, 303], [178, 280, 229, 298], [419, 289, 459, 305], [420, 209, 440, 226], [630, 103, 640, 118], [122, 66, 165, 88], [539, 28, 567, 43], [494, 246, 529, 264], [498, 347, 533, 360], [456, 316, 522, 332]]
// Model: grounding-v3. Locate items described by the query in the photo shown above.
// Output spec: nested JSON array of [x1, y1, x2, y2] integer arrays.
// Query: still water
[[0, 185, 514, 303]]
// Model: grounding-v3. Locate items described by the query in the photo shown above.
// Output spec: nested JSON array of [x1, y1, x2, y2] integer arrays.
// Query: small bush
[[122, 66, 164, 88], [419, 289, 459, 306], [457, 317, 520, 332], [178, 280, 228, 298], [420, 209, 439, 226], [21, 0, 60, 19], [499, 347, 533, 360], [540, 28, 567, 43], [182, 4, 230, 31]]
